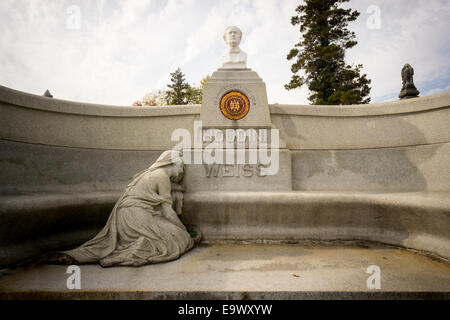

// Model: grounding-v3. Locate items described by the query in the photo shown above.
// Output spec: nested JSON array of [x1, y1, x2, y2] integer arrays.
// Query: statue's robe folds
[[64, 170, 194, 267]]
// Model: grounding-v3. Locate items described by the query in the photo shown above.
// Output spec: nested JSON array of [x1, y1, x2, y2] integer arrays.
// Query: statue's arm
[[172, 190, 184, 215], [171, 182, 185, 192], [158, 176, 186, 229], [171, 177, 185, 215]]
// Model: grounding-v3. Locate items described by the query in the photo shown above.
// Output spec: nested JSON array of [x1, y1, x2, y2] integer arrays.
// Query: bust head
[[221, 26, 247, 68], [223, 26, 242, 49]]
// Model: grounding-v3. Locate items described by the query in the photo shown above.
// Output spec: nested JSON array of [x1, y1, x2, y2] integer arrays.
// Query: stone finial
[[43, 89, 53, 98], [221, 26, 247, 69], [399, 64, 419, 99]]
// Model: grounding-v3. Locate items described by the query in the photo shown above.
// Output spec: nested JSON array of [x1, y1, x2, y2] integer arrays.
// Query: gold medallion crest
[[220, 91, 250, 120]]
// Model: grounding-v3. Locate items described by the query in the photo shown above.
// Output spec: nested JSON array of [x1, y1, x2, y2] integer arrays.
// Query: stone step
[[0, 243, 449, 299]]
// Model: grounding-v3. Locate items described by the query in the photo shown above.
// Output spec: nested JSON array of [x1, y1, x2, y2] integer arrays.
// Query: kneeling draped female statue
[[50, 150, 197, 267]]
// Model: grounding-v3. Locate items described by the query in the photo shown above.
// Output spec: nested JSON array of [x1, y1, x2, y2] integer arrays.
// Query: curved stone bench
[[0, 192, 119, 267], [1, 87, 449, 268], [1, 191, 449, 267], [183, 191, 450, 261]]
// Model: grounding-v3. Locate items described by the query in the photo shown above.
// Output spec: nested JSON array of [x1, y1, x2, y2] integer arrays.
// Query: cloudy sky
[[0, 0, 449, 106]]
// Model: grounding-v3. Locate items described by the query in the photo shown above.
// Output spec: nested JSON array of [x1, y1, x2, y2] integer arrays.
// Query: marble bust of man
[[221, 26, 247, 69]]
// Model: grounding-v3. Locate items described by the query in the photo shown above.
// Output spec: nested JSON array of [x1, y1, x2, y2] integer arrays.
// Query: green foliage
[[200, 75, 211, 89], [166, 67, 190, 105], [134, 70, 210, 106], [186, 86, 202, 104], [189, 230, 198, 238], [186, 75, 211, 104], [285, 0, 371, 105], [141, 90, 166, 106]]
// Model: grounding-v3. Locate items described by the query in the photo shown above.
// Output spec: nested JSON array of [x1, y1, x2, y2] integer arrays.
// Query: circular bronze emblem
[[220, 91, 250, 120]]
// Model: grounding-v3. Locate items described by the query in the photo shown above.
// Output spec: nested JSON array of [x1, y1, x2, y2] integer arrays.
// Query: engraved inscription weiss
[[204, 164, 268, 178]]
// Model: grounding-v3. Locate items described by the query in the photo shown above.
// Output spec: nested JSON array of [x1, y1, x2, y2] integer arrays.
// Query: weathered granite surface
[[1, 243, 449, 299], [0, 87, 449, 266], [200, 69, 271, 128]]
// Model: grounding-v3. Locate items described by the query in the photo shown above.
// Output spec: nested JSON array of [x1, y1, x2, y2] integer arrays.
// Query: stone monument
[[0, 25, 449, 296], [185, 26, 291, 192], [399, 63, 420, 99], [200, 26, 271, 128]]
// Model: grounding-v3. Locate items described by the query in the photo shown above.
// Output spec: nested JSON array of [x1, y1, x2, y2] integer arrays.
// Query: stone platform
[[1, 191, 449, 267], [0, 243, 449, 299]]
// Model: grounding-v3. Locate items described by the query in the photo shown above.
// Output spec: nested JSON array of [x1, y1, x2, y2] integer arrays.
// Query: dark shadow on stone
[[292, 117, 440, 191]]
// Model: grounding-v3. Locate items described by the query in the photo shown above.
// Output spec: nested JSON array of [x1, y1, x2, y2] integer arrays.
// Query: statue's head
[[149, 149, 184, 181], [402, 63, 412, 72], [223, 26, 242, 48], [168, 161, 184, 182], [167, 151, 184, 181]]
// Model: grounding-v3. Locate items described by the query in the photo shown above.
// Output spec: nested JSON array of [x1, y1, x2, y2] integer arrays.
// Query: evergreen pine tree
[[166, 68, 190, 105], [285, 0, 371, 105]]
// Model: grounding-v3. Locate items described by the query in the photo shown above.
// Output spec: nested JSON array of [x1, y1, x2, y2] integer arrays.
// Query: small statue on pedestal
[[399, 63, 420, 99]]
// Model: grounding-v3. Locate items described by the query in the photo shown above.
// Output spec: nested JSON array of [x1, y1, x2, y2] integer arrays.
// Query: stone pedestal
[[187, 67, 291, 191], [399, 85, 420, 99], [200, 68, 272, 128]]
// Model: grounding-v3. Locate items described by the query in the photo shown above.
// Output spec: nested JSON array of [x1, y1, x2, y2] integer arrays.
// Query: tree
[[285, 0, 371, 105], [142, 90, 166, 106], [200, 75, 211, 89], [186, 75, 211, 104], [186, 86, 202, 104], [132, 72, 210, 106], [165, 68, 190, 105]]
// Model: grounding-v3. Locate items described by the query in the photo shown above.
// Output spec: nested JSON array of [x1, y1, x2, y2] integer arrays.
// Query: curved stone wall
[[0, 85, 200, 150], [271, 93, 450, 150], [2, 85, 448, 151], [291, 143, 450, 192], [0, 84, 449, 265], [1, 85, 449, 193]]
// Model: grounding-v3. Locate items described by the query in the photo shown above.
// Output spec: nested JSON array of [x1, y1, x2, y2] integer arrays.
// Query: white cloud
[[0, 0, 448, 105], [345, 0, 450, 101], [423, 84, 450, 96]]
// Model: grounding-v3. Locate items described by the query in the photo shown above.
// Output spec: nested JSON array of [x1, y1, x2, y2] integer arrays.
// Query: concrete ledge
[[1, 191, 449, 266], [1, 243, 449, 299], [1, 84, 449, 150], [0, 85, 201, 117], [2, 84, 447, 118], [270, 91, 450, 117]]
